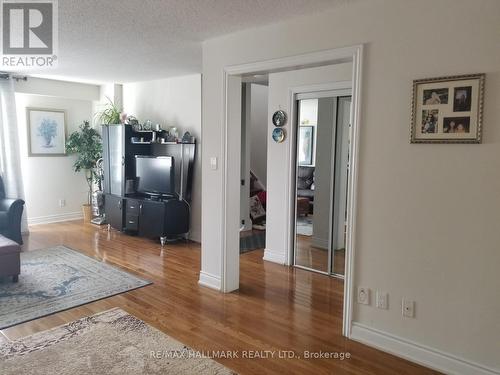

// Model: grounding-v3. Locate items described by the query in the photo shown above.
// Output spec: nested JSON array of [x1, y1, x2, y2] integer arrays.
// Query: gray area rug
[[296, 216, 313, 236], [0, 308, 235, 375], [0, 246, 151, 329], [239, 231, 265, 253]]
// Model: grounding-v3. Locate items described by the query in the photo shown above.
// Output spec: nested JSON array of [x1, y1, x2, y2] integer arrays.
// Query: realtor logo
[[1, 0, 58, 68]]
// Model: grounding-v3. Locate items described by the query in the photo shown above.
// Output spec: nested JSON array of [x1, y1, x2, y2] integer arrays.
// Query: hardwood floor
[[295, 235, 346, 275], [1, 221, 439, 374]]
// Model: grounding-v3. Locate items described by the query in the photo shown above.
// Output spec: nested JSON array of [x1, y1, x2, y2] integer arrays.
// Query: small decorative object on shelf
[[154, 123, 162, 131], [120, 112, 128, 124], [272, 110, 287, 127], [125, 115, 139, 126], [168, 126, 179, 140], [142, 120, 153, 131], [182, 131, 195, 143], [165, 131, 177, 143], [272, 127, 286, 143]]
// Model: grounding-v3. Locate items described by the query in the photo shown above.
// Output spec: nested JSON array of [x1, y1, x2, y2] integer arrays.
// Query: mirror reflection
[[294, 95, 351, 276]]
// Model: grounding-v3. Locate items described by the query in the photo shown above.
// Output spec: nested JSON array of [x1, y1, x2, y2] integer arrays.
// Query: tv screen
[[135, 156, 175, 195]]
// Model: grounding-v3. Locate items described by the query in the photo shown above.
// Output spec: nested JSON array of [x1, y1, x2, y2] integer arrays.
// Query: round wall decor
[[272, 110, 287, 127], [272, 128, 286, 143]]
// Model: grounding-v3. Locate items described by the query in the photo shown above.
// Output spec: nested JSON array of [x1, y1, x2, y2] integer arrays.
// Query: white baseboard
[[198, 271, 221, 291], [351, 322, 499, 375], [28, 212, 83, 226], [263, 249, 286, 264]]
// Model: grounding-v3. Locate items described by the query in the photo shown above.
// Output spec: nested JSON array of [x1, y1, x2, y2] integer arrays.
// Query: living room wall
[[201, 0, 500, 372], [15, 78, 100, 225], [122, 74, 202, 242]]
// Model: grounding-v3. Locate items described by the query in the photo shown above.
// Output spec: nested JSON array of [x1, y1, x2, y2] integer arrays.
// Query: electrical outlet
[[376, 291, 388, 309], [402, 299, 415, 318], [357, 287, 370, 305], [59, 199, 66, 208]]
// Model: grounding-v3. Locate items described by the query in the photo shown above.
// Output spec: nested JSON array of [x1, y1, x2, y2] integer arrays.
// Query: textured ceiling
[[26, 0, 349, 83]]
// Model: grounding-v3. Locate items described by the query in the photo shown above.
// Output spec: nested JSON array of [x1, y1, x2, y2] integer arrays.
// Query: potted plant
[[94, 97, 122, 125], [66, 121, 102, 222]]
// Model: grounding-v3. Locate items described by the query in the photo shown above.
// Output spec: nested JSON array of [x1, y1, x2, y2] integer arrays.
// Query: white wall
[[15, 79, 100, 224], [123, 74, 202, 241], [249, 83, 268, 186], [201, 0, 500, 371]]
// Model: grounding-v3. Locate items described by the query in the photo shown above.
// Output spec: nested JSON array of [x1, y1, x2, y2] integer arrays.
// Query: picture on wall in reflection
[[298, 126, 314, 166]]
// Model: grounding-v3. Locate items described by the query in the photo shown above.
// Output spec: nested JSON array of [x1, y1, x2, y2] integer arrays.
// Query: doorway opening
[[239, 79, 269, 254], [293, 92, 351, 277], [218, 45, 363, 337]]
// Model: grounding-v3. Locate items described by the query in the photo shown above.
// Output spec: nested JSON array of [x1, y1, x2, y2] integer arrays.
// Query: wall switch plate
[[376, 291, 388, 309], [59, 199, 66, 208], [402, 299, 415, 318], [357, 287, 370, 305], [210, 157, 218, 170]]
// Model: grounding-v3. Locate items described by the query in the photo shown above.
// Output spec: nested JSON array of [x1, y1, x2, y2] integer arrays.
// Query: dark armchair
[[297, 166, 315, 214], [0, 175, 25, 244]]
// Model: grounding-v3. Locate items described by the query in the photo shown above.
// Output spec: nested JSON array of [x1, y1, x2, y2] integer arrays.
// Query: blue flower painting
[[28, 109, 67, 155], [37, 118, 58, 147]]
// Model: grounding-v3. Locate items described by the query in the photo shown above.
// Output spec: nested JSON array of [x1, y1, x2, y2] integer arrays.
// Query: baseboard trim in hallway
[[351, 323, 499, 375], [263, 249, 287, 264], [198, 271, 221, 290]]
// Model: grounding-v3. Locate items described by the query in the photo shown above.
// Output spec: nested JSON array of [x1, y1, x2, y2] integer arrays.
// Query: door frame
[[221, 45, 364, 338]]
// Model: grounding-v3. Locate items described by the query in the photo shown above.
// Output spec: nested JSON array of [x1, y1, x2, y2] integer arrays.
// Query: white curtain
[[0, 75, 28, 232]]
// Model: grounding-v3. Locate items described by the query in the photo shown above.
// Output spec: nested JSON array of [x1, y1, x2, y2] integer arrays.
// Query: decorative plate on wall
[[272, 110, 287, 127], [272, 128, 286, 143]]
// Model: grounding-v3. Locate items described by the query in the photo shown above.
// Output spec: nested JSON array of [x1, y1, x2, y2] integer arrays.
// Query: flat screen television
[[135, 155, 175, 196]]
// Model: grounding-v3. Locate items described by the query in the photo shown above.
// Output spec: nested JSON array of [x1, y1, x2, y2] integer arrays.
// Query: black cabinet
[[137, 200, 165, 238], [105, 194, 190, 244], [104, 194, 123, 231], [102, 125, 151, 196]]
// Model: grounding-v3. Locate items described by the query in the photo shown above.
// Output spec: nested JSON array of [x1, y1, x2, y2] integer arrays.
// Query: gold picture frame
[[410, 73, 485, 144]]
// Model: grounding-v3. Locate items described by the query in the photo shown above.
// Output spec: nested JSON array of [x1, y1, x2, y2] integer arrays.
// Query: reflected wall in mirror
[[294, 94, 351, 277]]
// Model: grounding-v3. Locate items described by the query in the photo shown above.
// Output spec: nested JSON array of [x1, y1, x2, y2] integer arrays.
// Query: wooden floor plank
[[1, 221, 440, 374]]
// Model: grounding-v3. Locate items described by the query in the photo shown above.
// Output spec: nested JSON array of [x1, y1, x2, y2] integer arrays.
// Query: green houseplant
[[66, 121, 102, 222], [94, 97, 122, 125]]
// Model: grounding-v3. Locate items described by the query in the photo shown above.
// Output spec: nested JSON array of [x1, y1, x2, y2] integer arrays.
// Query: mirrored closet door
[[293, 93, 351, 277]]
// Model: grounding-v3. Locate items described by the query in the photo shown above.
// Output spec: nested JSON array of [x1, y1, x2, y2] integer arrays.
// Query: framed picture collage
[[410, 73, 485, 143]]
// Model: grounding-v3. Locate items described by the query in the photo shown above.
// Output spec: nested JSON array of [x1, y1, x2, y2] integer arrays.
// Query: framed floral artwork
[[27, 108, 67, 156]]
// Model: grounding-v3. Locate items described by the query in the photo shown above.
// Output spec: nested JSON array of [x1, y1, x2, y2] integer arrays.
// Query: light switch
[[210, 157, 218, 170]]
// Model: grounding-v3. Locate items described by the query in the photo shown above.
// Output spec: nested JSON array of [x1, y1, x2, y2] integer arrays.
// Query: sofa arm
[[0, 198, 25, 214], [0, 198, 25, 244]]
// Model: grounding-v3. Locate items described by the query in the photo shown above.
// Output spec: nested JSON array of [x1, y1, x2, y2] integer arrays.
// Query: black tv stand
[[101, 125, 195, 245], [105, 195, 190, 246]]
